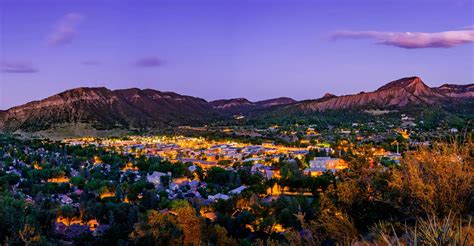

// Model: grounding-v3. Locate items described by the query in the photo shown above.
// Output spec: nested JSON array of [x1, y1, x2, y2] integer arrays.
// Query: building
[[147, 171, 170, 187], [208, 193, 230, 201], [229, 185, 247, 195], [304, 157, 348, 176]]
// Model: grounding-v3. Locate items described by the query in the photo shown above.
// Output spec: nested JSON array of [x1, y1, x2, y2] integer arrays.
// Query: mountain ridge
[[0, 87, 218, 132], [290, 76, 471, 112], [0, 76, 472, 133], [210, 97, 296, 115]]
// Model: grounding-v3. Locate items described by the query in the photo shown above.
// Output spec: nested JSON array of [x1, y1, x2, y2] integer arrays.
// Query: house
[[180, 158, 217, 169], [208, 193, 230, 201], [169, 182, 179, 191], [189, 180, 200, 189], [188, 165, 197, 172], [251, 165, 275, 180], [251, 163, 264, 173], [147, 171, 170, 187], [304, 157, 348, 176], [241, 157, 263, 164], [229, 185, 246, 195], [58, 194, 73, 205], [340, 129, 351, 134], [54, 217, 102, 239], [262, 169, 275, 180]]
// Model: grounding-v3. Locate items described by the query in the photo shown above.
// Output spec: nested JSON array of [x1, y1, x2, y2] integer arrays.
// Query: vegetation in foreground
[[0, 135, 472, 245]]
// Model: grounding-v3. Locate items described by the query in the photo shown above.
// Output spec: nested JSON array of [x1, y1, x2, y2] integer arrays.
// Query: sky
[[0, 0, 473, 110]]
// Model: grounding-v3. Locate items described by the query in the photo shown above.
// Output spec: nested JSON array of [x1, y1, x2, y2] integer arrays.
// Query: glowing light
[[100, 191, 115, 199], [48, 177, 70, 183]]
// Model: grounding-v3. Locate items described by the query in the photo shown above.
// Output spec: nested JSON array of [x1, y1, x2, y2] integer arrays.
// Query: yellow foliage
[[174, 204, 202, 245], [129, 210, 183, 245], [390, 142, 473, 217]]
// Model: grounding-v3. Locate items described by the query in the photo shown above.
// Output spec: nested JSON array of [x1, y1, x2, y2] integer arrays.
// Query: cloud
[[47, 13, 83, 46], [331, 29, 474, 49], [134, 56, 164, 68], [82, 60, 101, 66], [0, 61, 38, 73]]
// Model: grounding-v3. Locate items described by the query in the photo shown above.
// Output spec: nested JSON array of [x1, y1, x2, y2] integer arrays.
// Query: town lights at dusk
[[0, 0, 472, 244]]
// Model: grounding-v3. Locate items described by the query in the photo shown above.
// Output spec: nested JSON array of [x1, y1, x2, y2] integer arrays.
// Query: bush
[[390, 142, 474, 217]]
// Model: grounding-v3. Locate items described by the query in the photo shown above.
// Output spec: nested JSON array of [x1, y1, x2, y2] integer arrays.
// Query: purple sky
[[0, 0, 473, 110]]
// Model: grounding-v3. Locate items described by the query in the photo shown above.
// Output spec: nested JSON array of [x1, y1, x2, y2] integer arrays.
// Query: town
[[2, 111, 470, 245], [1, 0, 473, 243]]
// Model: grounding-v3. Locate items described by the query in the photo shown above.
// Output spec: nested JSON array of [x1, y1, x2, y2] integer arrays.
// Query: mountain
[[0, 87, 219, 132], [287, 77, 472, 112], [210, 97, 296, 115], [434, 84, 474, 98], [0, 76, 472, 135], [255, 97, 296, 108], [210, 98, 256, 115]]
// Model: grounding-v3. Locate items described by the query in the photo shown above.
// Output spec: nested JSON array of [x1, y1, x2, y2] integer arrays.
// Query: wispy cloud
[[0, 61, 38, 73], [82, 60, 101, 66], [332, 29, 474, 49], [47, 13, 83, 46], [134, 56, 164, 68]]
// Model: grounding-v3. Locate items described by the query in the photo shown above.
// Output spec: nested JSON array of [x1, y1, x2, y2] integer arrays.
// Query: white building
[[305, 157, 348, 176], [229, 185, 247, 195], [208, 193, 230, 201]]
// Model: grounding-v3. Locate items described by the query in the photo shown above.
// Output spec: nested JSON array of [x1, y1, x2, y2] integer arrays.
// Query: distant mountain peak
[[438, 83, 474, 91], [322, 93, 337, 99], [376, 76, 424, 91], [293, 76, 472, 112], [255, 97, 296, 107], [210, 97, 296, 115], [435, 83, 474, 98], [210, 98, 252, 107]]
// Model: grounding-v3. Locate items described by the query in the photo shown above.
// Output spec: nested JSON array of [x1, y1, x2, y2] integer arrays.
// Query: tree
[[0, 192, 27, 243], [70, 176, 85, 189], [214, 225, 236, 246], [280, 161, 302, 181], [160, 175, 170, 188], [18, 224, 42, 246], [130, 210, 183, 245], [172, 200, 202, 245], [205, 167, 231, 186]]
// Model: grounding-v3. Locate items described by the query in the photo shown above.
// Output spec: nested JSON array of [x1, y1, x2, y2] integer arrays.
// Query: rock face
[[210, 97, 296, 115], [0, 87, 219, 132], [293, 77, 472, 112]]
